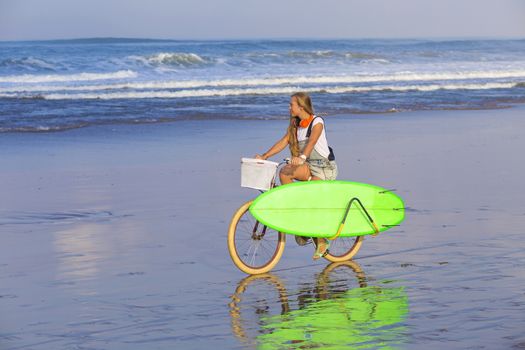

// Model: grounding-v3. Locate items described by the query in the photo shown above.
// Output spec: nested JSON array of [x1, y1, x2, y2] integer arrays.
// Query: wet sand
[[1, 106, 525, 349]]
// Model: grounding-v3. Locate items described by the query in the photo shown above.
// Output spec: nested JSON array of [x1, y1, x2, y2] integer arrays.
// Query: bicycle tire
[[324, 235, 364, 263], [228, 200, 286, 274]]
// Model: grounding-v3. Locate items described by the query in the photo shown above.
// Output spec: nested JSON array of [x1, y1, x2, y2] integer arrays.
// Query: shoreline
[[2, 102, 525, 135]]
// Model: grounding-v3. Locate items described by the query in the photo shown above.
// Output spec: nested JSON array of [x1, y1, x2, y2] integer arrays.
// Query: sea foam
[[1, 82, 517, 100], [0, 70, 137, 83], [1, 69, 525, 94]]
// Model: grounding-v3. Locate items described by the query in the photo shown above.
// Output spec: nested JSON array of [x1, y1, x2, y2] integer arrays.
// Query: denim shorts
[[308, 159, 338, 180]]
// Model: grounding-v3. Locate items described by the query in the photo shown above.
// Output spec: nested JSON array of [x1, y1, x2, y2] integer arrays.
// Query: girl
[[255, 92, 338, 260]]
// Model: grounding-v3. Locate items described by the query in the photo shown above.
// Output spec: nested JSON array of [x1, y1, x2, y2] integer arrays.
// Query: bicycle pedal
[[295, 235, 311, 246]]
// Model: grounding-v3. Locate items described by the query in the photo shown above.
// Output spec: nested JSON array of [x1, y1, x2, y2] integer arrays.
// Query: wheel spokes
[[235, 214, 280, 268]]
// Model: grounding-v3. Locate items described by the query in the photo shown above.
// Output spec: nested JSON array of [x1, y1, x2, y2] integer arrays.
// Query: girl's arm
[[256, 133, 289, 160]]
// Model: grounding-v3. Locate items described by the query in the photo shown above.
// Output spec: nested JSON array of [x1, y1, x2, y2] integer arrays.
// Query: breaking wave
[[0, 57, 58, 71], [130, 52, 209, 67]]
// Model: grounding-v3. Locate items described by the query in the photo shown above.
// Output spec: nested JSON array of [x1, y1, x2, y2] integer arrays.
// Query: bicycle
[[227, 158, 364, 275]]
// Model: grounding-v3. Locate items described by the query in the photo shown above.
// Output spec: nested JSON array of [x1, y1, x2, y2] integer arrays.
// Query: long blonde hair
[[287, 92, 315, 157]]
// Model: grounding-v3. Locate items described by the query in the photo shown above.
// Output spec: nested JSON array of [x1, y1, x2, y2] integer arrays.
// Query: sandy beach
[[1, 106, 525, 349]]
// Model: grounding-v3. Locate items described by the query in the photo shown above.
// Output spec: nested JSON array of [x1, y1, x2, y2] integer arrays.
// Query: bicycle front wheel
[[228, 200, 286, 274]]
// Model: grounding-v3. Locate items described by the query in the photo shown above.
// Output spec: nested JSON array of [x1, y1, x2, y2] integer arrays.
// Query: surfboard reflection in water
[[229, 262, 409, 349]]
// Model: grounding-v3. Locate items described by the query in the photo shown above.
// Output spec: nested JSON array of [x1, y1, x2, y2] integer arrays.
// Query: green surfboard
[[249, 181, 405, 238]]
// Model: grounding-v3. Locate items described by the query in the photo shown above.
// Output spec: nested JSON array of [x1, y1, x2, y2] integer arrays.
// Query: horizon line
[[1, 35, 524, 44]]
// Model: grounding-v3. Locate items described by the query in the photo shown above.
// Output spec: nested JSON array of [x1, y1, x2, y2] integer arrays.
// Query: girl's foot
[[313, 239, 330, 260]]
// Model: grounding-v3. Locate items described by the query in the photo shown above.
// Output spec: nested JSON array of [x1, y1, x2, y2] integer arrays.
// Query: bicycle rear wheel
[[324, 235, 363, 263], [228, 200, 286, 274]]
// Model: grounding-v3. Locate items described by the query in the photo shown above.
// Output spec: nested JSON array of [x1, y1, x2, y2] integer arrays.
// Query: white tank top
[[296, 116, 330, 158]]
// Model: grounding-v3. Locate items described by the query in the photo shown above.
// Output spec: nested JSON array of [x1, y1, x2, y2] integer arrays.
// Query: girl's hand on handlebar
[[290, 156, 305, 165], [255, 154, 265, 160]]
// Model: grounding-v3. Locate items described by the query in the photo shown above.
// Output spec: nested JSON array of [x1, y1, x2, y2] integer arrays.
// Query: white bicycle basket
[[241, 157, 279, 191]]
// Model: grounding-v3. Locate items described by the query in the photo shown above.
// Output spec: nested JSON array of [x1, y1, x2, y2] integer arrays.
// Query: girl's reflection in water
[[229, 261, 408, 349]]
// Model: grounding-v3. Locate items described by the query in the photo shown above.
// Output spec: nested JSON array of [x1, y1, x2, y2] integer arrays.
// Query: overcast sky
[[1, 0, 524, 41]]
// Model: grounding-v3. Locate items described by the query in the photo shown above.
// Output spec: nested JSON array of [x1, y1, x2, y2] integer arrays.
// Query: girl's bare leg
[[279, 164, 311, 184]]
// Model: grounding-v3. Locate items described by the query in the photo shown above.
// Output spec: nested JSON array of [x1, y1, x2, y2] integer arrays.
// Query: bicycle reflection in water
[[229, 261, 409, 349]]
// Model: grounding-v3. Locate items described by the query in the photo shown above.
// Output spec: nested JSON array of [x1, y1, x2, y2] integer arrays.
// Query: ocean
[[1, 38, 524, 132]]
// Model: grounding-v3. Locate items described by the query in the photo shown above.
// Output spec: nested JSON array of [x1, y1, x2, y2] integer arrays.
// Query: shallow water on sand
[[1, 109, 525, 349]]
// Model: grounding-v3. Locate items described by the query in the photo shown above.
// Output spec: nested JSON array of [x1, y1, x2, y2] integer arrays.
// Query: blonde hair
[[292, 92, 315, 115], [287, 92, 315, 157]]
